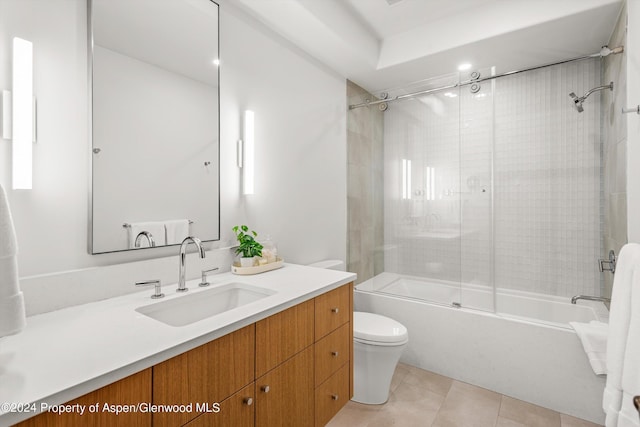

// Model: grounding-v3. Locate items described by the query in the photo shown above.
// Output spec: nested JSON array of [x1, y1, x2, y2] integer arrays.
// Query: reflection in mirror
[[89, 0, 220, 254]]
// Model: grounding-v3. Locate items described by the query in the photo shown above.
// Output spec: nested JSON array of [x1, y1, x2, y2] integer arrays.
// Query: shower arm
[[582, 82, 614, 99], [349, 45, 624, 110]]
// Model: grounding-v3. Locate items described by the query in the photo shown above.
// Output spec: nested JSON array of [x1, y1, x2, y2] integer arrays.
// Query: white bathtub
[[355, 273, 608, 424]]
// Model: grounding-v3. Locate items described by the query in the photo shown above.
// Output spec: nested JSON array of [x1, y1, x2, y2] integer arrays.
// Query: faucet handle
[[199, 267, 220, 287], [136, 279, 164, 299]]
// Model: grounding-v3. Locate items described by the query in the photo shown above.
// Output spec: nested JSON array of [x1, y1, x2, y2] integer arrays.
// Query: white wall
[[219, 2, 347, 266], [627, 0, 640, 242], [0, 0, 346, 313]]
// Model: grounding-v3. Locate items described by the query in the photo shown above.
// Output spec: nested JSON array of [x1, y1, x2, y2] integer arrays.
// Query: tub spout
[[571, 295, 611, 304]]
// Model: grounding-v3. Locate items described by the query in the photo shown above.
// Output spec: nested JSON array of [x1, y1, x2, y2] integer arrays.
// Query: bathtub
[[355, 273, 608, 424]]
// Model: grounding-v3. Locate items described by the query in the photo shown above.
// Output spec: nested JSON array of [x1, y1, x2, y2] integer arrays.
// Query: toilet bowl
[[352, 311, 408, 404]]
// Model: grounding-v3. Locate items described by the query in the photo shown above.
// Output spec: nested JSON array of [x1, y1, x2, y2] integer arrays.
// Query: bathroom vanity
[[0, 265, 354, 427]]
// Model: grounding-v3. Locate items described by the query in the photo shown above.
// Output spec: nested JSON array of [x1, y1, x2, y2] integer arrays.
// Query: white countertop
[[0, 263, 355, 426]]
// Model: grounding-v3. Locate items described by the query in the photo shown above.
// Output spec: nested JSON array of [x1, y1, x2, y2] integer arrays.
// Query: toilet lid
[[353, 312, 408, 344]]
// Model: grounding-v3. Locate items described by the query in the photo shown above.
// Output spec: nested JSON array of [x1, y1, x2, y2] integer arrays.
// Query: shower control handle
[[598, 250, 617, 274]]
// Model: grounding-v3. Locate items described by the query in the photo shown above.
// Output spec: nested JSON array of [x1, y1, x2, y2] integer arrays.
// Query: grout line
[[494, 395, 504, 427]]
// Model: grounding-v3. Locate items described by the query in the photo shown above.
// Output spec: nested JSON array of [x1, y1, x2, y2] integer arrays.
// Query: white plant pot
[[240, 257, 256, 268]]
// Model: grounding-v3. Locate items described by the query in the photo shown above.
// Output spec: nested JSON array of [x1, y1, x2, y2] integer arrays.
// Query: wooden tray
[[231, 258, 284, 275]]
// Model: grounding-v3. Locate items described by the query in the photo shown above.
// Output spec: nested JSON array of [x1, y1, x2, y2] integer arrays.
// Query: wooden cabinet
[[254, 282, 353, 427], [184, 383, 255, 427], [153, 324, 255, 427], [314, 285, 351, 340], [14, 283, 353, 427], [255, 299, 314, 377], [14, 369, 151, 427], [315, 322, 350, 386], [315, 363, 350, 427], [314, 283, 353, 426], [255, 346, 314, 427], [254, 300, 315, 426]]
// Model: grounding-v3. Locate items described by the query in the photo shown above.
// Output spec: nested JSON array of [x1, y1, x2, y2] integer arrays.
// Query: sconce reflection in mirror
[[2, 37, 37, 190]]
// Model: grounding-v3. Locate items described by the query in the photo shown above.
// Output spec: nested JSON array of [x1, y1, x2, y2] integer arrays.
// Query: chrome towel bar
[[123, 220, 193, 228]]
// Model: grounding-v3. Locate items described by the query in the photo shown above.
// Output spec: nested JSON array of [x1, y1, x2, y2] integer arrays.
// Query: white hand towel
[[128, 221, 166, 248], [570, 320, 608, 375], [165, 219, 190, 245], [617, 261, 640, 427], [0, 184, 17, 259], [0, 291, 26, 336], [604, 244, 640, 427], [0, 183, 26, 337]]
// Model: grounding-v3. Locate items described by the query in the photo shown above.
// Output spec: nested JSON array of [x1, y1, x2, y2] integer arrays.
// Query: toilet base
[[352, 340, 407, 405]]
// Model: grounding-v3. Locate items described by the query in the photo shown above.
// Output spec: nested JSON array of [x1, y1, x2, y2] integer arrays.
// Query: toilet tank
[[307, 259, 345, 271]]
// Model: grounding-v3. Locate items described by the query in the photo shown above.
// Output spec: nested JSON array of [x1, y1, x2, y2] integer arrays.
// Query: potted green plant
[[232, 225, 263, 267]]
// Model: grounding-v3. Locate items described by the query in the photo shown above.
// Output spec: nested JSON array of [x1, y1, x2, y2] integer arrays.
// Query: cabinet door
[[255, 299, 314, 377], [315, 285, 350, 340], [153, 324, 255, 427], [255, 346, 314, 427], [184, 383, 255, 427], [14, 369, 152, 427]]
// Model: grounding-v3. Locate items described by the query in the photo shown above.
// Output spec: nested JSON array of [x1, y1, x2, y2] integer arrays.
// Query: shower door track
[[348, 45, 624, 110]]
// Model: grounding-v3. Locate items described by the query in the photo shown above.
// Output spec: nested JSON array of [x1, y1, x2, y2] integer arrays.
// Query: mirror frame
[[87, 0, 221, 254]]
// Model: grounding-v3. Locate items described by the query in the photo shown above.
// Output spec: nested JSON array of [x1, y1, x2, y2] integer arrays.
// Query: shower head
[[569, 82, 613, 113], [569, 92, 584, 112]]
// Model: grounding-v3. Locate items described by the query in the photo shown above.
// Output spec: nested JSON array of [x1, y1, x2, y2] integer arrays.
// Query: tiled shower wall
[[346, 81, 384, 284], [381, 59, 603, 298], [602, 4, 628, 298], [493, 59, 601, 297]]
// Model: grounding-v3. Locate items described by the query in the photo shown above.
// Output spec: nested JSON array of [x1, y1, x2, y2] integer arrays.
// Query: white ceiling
[[232, 0, 623, 93], [344, 0, 498, 40]]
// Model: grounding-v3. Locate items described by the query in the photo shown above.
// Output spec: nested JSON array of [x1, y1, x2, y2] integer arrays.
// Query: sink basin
[[136, 282, 276, 327]]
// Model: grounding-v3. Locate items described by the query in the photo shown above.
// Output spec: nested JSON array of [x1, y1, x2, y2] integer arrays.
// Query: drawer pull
[[331, 307, 339, 314], [243, 397, 253, 406], [331, 351, 339, 357], [261, 385, 270, 393], [331, 394, 339, 401]]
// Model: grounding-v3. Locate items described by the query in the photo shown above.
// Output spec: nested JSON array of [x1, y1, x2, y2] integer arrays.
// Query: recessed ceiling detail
[[233, 0, 623, 92]]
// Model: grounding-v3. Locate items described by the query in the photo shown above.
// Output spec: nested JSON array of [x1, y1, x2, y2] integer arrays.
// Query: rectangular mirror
[[89, 0, 220, 254]]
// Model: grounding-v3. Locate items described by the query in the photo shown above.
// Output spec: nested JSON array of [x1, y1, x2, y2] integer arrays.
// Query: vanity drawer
[[315, 285, 350, 339], [315, 322, 350, 386], [184, 382, 255, 427], [315, 363, 350, 427]]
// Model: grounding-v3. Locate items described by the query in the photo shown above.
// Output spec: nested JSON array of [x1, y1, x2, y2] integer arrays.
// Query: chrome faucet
[[571, 295, 611, 304], [177, 236, 206, 292], [134, 231, 155, 247]]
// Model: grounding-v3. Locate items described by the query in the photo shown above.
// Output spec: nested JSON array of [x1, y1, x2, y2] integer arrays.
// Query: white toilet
[[352, 311, 408, 404]]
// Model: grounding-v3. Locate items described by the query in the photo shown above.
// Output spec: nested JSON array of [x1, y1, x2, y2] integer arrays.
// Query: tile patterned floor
[[327, 363, 602, 427]]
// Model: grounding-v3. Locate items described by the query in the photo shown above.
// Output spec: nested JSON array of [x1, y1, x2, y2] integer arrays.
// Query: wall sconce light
[[242, 110, 255, 195], [3, 37, 34, 190]]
